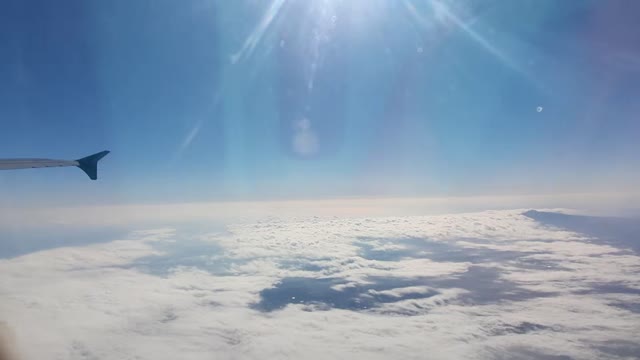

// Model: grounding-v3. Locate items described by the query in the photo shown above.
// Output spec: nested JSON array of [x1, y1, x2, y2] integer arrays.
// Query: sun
[[231, 0, 393, 64]]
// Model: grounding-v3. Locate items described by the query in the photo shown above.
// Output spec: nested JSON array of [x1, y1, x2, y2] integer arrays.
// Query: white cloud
[[366, 285, 438, 298], [2, 193, 639, 230], [1, 210, 639, 359]]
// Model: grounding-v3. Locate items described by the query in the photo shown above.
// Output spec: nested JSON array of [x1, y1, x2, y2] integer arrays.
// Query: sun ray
[[404, 0, 542, 89], [231, 0, 287, 64]]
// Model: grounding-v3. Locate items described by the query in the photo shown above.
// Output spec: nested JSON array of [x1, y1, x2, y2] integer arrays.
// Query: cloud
[[0, 210, 639, 359], [2, 193, 639, 231], [0, 323, 18, 360], [367, 285, 436, 298]]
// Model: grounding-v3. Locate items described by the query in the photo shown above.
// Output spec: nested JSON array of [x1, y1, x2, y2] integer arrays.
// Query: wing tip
[[76, 150, 110, 180]]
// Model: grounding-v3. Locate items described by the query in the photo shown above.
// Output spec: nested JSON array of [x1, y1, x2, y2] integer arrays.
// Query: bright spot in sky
[[417, 47, 424, 53], [293, 118, 319, 156], [537, 106, 543, 112]]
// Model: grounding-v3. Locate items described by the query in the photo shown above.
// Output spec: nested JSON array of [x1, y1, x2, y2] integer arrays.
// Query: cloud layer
[[0, 209, 639, 359]]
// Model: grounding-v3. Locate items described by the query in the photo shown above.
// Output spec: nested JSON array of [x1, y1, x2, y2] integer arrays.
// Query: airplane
[[0, 151, 110, 180]]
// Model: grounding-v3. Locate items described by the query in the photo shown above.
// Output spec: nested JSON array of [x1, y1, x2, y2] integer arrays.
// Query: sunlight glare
[[404, 0, 542, 89], [231, 0, 287, 64]]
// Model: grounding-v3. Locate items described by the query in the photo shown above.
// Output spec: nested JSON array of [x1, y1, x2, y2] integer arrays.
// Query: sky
[[0, 0, 639, 206], [1, 3, 640, 358]]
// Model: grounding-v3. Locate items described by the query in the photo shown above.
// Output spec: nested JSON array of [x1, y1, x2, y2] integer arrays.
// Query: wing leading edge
[[0, 151, 110, 180]]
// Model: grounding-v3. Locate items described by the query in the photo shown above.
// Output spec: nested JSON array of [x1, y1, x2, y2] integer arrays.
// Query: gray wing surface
[[0, 159, 79, 170], [0, 151, 110, 180]]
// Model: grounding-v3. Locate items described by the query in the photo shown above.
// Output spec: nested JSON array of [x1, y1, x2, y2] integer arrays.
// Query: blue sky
[[0, 0, 639, 206]]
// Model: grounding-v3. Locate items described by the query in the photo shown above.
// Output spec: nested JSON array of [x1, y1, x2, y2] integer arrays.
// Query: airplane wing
[[0, 151, 110, 180]]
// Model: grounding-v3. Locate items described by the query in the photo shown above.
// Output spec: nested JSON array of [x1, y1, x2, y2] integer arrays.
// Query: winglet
[[75, 151, 110, 180]]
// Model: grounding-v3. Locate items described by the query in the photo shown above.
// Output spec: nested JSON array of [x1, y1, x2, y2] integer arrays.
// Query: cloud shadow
[[524, 210, 640, 253]]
